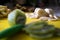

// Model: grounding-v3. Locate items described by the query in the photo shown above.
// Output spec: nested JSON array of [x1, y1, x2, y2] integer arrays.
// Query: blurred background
[[0, 0, 60, 15], [0, 0, 60, 8]]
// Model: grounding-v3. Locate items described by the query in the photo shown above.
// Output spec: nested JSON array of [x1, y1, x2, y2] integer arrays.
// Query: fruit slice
[[8, 9, 26, 26]]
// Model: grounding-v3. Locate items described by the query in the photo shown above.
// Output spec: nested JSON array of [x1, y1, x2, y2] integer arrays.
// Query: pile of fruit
[[24, 21, 60, 39], [0, 5, 11, 18], [15, 4, 34, 12], [26, 8, 60, 21], [0, 9, 60, 40]]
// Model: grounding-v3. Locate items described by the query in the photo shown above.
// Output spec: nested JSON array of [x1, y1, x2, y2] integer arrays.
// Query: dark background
[[0, 0, 60, 9]]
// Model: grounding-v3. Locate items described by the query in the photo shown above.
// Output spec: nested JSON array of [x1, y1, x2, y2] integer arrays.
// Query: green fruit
[[0, 24, 24, 38], [30, 33, 53, 38], [8, 9, 26, 26], [24, 21, 55, 38]]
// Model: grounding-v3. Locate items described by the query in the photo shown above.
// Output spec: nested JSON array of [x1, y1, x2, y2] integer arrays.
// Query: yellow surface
[[0, 18, 10, 31], [0, 17, 60, 40], [0, 18, 39, 31]]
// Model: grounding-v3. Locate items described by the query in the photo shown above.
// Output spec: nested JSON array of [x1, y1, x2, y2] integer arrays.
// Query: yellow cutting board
[[0, 17, 60, 40]]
